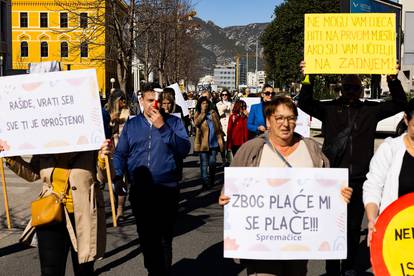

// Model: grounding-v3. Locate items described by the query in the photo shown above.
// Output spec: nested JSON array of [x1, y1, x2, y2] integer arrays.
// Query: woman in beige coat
[[194, 96, 224, 189], [1, 140, 111, 276]]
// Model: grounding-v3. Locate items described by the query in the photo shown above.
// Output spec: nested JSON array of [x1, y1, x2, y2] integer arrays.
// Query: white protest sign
[[241, 97, 261, 113], [224, 167, 348, 260], [295, 108, 311, 138], [0, 69, 105, 157], [168, 83, 189, 117]]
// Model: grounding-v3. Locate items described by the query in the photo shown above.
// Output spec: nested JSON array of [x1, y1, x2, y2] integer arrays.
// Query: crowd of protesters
[[2, 59, 413, 276]]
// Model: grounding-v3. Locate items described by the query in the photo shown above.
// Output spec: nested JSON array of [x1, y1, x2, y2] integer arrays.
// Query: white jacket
[[363, 134, 407, 214]]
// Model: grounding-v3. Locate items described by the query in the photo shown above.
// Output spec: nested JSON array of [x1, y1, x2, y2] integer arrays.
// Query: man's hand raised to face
[[148, 106, 165, 129]]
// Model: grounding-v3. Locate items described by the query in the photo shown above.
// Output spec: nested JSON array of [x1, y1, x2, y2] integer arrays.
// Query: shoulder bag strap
[[264, 135, 293, 168]]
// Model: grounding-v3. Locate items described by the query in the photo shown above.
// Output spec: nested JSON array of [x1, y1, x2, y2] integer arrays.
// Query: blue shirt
[[112, 114, 191, 187], [207, 113, 218, 148], [247, 102, 266, 134]]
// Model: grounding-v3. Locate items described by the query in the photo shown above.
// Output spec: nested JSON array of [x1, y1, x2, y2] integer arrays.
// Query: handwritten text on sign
[[0, 69, 105, 157], [304, 13, 396, 74], [224, 167, 348, 260]]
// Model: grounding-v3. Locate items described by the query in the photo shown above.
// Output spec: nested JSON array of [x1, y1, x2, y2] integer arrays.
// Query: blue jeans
[[199, 148, 218, 185]]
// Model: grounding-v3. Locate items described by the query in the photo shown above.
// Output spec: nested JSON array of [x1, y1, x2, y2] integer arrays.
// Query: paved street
[[0, 135, 384, 275]]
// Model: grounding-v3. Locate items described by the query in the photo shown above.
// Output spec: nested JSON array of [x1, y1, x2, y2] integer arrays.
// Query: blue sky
[[194, 0, 284, 27]]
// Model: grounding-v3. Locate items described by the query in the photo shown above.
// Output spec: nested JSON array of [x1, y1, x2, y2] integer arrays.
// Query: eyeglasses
[[264, 92, 276, 96], [273, 115, 297, 124], [222, 93, 229, 96]]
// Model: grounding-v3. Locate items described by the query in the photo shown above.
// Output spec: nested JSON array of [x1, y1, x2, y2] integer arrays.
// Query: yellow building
[[11, 0, 121, 96]]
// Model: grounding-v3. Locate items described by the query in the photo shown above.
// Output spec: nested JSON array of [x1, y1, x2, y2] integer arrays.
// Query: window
[[40, 13, 48, 28], [80, 42, 88, 58], [20, 12, 28, 28], [80, 13, 88, 28], [20, 41, 28, 57], [40, 41, 48, 57], [60, 13, 68, 28], [60, 42, 68, 58]]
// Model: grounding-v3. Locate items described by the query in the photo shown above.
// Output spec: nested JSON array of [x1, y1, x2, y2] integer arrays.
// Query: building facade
[[400, 0, 414, 91], [11, 0, 122, 96], [213, 63, 236, 90], [247, 70, 266, 88], [0, 0, 11, 76]]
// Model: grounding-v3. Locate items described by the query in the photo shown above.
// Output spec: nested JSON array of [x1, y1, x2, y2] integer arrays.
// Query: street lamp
[[110, 77, 115, 94], [0, 55, 3, 77]]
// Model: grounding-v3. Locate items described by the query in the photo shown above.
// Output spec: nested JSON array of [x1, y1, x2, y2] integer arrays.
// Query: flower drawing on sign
[[0, 139, 10, 151], [49, 80, 60, 87], [316, 178, 338, 187], [248, 243, 270, 252], [224, 237, 240, 251], [18, 143, 35, 150], [333, 236, 346, 251], [266, 179, 290, 187], [336, 212, 346, 233], [225, 178, 239, 194], [22, 82, 42, 92], [77, 136, 89, 145], [318, 241, 331, 251], [44, 140, 70, 148], [66, 77, 86, 87], [1, 84, 16, 95]]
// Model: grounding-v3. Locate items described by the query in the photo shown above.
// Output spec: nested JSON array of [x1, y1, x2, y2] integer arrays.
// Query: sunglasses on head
[[264, 92, 276, 96]]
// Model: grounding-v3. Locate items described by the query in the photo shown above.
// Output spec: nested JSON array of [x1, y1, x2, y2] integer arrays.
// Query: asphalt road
[[0, 134, 386, 275]]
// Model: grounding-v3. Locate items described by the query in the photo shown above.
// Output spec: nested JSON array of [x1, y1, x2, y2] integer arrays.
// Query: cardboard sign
[[304, 13, 396, 74], [224, 167, 348, 260], [0, 69, 105, 157], [371, 193, 414, 276]]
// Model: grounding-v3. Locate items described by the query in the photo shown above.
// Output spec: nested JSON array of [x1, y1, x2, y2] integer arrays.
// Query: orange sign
[[371, 193, 414, 276]]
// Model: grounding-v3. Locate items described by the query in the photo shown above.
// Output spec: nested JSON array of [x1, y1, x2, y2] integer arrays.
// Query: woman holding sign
[[363, 99, 414, 246], [219, 97, 352, 276], [1, 140, 112, 276]]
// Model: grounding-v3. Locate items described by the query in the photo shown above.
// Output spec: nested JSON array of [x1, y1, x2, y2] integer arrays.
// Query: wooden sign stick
[[104, 156, 117, 227], [0, 158, 12, 229]]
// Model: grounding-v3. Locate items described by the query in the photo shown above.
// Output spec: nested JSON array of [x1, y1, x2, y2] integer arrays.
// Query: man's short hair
[[142, 82, 161, 95], [262, 84, 273, 92]]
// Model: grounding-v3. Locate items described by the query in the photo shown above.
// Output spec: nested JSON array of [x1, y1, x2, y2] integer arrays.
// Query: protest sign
[[304, 13, 396, 74], [167, 83, 189, 117], [0, 69, 105, 157], [295, 108, 311, 138], [224, 167, 348, 260], [371, 193, 414, 276], [242, 97, 260, 113]]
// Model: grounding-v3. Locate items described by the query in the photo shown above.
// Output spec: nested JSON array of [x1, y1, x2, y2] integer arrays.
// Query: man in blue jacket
[[112, 83, 191, 276], [247, 84, 275, 137]]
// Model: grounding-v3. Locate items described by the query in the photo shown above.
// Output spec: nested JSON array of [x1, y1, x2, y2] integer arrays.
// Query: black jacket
[[298, 78, 407, 183]]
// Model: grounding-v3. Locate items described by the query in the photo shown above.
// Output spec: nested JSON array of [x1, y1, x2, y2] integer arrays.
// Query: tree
[[260, 0, 340, 92], [135, 0, 200, 87]]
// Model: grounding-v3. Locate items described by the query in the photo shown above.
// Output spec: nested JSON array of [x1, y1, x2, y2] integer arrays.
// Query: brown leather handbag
[[31, 169, 70, 227]]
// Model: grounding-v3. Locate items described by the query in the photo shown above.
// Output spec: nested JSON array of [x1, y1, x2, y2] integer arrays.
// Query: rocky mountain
[[192, 18, 269, 75]]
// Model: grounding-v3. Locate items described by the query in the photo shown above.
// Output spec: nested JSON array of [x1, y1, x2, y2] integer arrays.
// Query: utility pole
[[246, 46, 249, 85], [235, 55, 240, 91], [255, 40, 258, 74]]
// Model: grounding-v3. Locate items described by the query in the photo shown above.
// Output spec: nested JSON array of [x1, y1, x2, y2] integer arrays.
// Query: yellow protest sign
[[304, 13, 396, 74]]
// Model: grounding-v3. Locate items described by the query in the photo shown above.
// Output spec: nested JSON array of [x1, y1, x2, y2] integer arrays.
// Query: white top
[[259, 140, 314, 168], [363, 134, 407, 214]]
